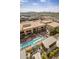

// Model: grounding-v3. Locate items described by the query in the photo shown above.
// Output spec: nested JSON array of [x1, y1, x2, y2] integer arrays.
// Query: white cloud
[[21, 5, 59, 12], [32, 3, 38, 6], [40, 0, 47, 2], [20, 0, 28, 3], [20, 0, 24, 2]]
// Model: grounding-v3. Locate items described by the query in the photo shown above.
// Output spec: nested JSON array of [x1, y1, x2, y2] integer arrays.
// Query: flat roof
[[20, 20, 45, 31], [41, 20, 52, 24], [48, 22, 59, 28], [20, 20, 59, 31], [42, 36, 57, 48], [20, 21, 32, 31]]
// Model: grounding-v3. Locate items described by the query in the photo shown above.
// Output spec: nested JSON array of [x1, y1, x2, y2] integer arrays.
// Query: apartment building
[[20, 20, 58, 35], [20, 20, 46, 35]]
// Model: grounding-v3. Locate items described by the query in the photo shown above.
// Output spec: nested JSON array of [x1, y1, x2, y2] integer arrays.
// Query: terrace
[[20, 31, 48, 43]]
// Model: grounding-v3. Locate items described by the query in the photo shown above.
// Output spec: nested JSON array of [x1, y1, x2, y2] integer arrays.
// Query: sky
[[20, 0, 59, 12]]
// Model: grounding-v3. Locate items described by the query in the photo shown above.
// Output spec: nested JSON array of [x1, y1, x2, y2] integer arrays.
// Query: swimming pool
[[21, 36, 45, 49]]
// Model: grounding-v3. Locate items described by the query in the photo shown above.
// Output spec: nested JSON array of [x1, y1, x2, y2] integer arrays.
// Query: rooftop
[[42, 36, 57, 48], [23, 21, 45, 30], [48, 22, 59, 28], [20, 20, 45, 31], [41, 20, 52, 24], [20, 20, 59, 31]]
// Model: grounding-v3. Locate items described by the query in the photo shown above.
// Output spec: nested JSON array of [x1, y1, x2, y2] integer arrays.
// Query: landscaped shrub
[[20, 33, 33, 39], [42, 52, 48, 59], [42, 44, 47, 51], [49, 48, 59, 58], [20, 34, 25, 39], [49, 51, 55, 57], [50, 27, 59, 36]]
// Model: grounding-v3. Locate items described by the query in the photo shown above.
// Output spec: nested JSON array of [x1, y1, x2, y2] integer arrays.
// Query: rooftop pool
[[21, 36, 45, 49]]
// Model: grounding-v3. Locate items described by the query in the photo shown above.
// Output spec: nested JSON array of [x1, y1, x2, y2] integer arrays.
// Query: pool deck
[[21, 36, 46, 49]]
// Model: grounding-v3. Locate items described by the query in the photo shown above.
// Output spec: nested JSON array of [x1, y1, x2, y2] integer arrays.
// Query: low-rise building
[[47, 22, 59, 35], [42, 36, 57, 49], [20, 20, 46, 35], [20, 20, 58, 35], [47, 22, 59, 28]]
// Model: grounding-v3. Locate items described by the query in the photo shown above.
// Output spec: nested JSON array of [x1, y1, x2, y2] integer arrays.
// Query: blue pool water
[[21, 36, 45, 49]]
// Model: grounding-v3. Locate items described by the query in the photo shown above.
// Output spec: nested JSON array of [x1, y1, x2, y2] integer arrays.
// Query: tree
[[42, 52, 48, 59], [50, 27, 59, 36]]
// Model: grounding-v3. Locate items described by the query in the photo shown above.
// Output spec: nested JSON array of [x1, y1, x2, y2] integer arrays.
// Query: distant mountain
[[20, 12, 59, 19], [20, 12, 59, 22]]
